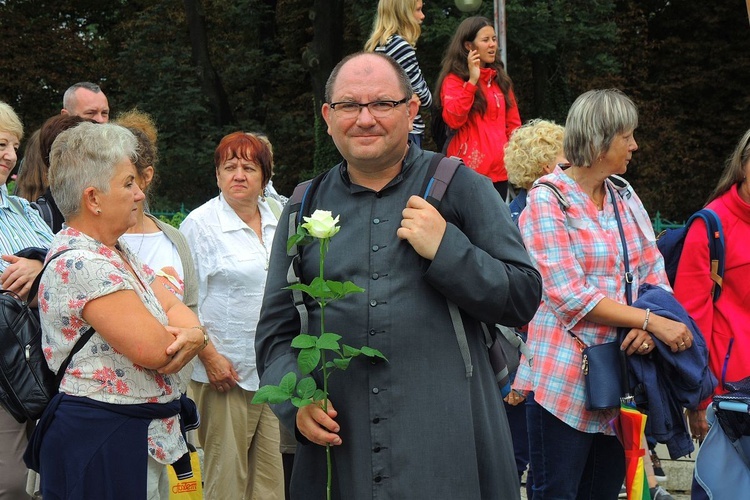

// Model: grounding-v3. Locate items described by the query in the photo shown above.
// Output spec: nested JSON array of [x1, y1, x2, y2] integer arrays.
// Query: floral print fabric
[[39, 226, 187, 464]]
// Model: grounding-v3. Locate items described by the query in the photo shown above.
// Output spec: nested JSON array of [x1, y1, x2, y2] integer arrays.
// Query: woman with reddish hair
[[180, 132, 285, 499]]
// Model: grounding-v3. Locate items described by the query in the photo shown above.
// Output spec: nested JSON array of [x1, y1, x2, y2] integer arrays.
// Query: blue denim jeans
[[505, 395, 534, 499], [526, 394, 625, 499]]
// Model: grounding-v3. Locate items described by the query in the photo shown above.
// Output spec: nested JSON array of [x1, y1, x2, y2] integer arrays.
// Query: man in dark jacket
[[255, 52, 542, 499]]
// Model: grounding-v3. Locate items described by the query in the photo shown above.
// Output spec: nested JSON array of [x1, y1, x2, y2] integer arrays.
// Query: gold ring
[[679, 341, 686, 347], [640, 342, 649, 351]]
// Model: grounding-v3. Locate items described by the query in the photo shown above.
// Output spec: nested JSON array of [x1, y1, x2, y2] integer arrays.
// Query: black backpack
[[429, 103, 456, 155], [0, 249, 95, 423], [286, 154, 527, 396]]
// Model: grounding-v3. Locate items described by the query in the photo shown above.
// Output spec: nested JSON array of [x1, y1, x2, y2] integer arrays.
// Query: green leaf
[[317, 332, 341, 350], [291, 396, 313, 408], [360, 346, 388, 362], [320, 280, 364, 300], [340, 281, 365, 295], [279, 372, 297, 394], [326, 280, 344, 296], [309, 276, 335, 300], [291, 334, 318, 349], [324, 361, 337, 369], [285, 283, 316, 297], [333, 357, 351, 370], [252, 385, 292, 405], [297, 347, 321, 375], [342, 345, 361, 357], [313, 389, 327, 402], [296, 376, 317, 399], [286, 226, 311, 252]]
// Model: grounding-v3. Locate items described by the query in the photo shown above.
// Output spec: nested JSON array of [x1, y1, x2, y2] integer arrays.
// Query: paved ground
[[519, 486, 690, 499], [518, 443, 694, 498]]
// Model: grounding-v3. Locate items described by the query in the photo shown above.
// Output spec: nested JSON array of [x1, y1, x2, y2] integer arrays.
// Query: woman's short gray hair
[[49, 122, 139, 219], [563, 89, 638, 167]]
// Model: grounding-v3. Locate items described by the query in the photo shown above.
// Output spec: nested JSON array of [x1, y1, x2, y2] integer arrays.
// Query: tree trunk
[[305, 0, 344, 106], [183, 0, 234, 126], [531, 54, 549, 119]]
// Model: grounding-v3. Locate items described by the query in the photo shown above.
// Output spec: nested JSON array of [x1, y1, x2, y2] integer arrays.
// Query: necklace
[[135, 216, 146, 255], [569, 167, 605, 210]]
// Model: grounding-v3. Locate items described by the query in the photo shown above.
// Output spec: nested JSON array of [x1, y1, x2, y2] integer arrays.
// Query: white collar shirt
[[179, 193, 277, 391]]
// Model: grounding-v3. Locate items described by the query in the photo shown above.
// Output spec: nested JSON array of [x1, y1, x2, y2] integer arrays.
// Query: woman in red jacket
[[436, 16, 521, 199], [679, 128, 750, 443]]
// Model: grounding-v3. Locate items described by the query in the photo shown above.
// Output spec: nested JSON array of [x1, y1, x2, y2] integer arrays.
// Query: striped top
[[515, 172, 669, 433], [375, 35, 432, 135], [0, 190, 54, 271]]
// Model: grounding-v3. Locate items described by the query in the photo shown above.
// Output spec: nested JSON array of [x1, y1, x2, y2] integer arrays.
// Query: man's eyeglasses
[[329, 98, 409, 118]]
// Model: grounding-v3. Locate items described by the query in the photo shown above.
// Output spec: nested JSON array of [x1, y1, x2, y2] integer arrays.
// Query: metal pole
[[494, 0, 507, 68]]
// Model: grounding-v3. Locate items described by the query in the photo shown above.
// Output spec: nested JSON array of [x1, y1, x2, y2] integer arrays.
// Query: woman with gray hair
[[25, 122, 207, 499], [514, 89, 691, 498]]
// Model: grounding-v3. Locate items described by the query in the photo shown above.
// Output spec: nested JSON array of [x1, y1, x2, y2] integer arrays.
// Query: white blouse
[[179, 194, 277, 391]]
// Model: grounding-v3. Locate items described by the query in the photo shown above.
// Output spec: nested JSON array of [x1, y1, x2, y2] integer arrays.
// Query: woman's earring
[[96, 209, 102, 215]]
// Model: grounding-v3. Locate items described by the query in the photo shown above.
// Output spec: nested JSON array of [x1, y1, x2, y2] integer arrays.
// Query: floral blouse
[[39, 227, 187, 464]]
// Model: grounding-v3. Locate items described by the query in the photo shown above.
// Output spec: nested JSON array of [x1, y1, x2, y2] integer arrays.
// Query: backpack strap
[[418, 154, 475, 378], [531, 180, 570, 212], [286, 172, 328, 335], [687, 208, 724, 302], [29, 248, 96, 388], [265, 196, 284, 221], [31, 196, 55, 230], [530, 180, 579, 230], [420, 154, 462, 208]]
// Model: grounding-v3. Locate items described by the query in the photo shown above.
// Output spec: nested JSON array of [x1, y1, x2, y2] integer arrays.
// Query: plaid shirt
[[516, 171, 669, 433]]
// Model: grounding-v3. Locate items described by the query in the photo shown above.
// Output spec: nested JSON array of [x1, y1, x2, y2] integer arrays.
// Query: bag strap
[[419, 155, 476, 379], [609, 182, 635, 400], [54, 327, 96, 388], [609, 182, 633, 306], [286, 171, 328, 335], [28, 248, 96, 388], [686, 208, 724, 302], [530, 180, 577, 228]]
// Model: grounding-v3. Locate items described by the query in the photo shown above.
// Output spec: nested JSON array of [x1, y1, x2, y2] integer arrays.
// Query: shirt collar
[[216, 193, 278, 233], [338, 141, 426, 193]]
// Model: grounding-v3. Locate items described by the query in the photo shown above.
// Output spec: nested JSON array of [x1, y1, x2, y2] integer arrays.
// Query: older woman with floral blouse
[[26, 122, 206, 499]]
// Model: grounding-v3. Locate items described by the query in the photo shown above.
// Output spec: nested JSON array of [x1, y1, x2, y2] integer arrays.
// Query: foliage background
[[1, 0, 748, 220]]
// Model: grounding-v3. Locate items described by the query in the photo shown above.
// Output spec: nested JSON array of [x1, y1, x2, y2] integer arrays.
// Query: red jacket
[[440, 67, 521, 182], [674, 184, 750, 407]]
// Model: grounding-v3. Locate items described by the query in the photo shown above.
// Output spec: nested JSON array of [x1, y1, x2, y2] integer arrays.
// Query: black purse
[[570, 183, 632, 411]]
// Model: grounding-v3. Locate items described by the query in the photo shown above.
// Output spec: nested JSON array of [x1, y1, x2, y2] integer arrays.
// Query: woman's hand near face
[[467, 49, 481, 85]]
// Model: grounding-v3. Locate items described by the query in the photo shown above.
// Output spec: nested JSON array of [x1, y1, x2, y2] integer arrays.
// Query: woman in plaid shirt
[[515, 89, 693, 499]]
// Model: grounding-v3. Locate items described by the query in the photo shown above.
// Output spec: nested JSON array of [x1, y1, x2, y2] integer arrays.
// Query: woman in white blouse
[[180, 132, 284, 499]]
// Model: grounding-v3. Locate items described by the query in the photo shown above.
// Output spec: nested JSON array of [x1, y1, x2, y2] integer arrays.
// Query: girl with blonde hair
[[365, 0, 431, 146]]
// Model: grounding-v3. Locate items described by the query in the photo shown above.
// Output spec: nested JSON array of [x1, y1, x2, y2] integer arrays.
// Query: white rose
[[302, 210, 341, 239]]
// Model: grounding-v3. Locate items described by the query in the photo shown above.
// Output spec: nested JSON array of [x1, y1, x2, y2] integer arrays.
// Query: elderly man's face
[[322, 55, 417, 174]]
